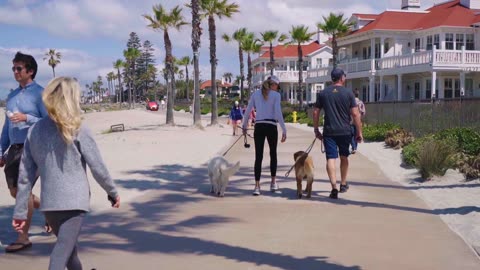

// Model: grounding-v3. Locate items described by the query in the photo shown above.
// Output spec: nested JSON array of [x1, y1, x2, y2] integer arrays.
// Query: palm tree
[[198, 0, 240, 125], [317, 13, 351, 68], [288, 25, 315, 107], [144, 4, 188, 125], [241, 33, 262, 100], [107, 71, 115, 99], [260, 30, 287, 75], [222, 27, 247, 102], [223, 72, 233, 83], [123, 48, 141, 109], [113, 59, 125, 103], [176, 56, 191, 101], [43, 49, 62, 78]]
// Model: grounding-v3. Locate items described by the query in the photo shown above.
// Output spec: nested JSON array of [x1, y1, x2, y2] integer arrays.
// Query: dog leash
[[222, 128, 254, 157], [284, 138, 319, 178]]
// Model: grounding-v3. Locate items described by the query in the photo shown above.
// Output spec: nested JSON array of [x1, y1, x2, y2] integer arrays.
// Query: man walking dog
[[313, 67, 363, 199]]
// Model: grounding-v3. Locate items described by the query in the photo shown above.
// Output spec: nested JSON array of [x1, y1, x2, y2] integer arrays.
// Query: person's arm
[[0, 115, 10, 159], [274, 94, 287, 142], [78, 126, 119, 201], [242, 95, 254, 131], [13, 132, 38, 221]]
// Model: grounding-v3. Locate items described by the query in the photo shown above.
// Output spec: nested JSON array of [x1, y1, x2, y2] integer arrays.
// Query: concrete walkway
[[1, 125, 479, 269]]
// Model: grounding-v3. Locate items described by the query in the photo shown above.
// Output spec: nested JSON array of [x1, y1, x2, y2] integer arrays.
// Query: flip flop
[[44, 222, 53, 234], [5, 242, 32, 253]]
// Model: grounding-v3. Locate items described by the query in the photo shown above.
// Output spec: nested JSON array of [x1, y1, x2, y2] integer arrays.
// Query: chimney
[[460, 0, 480, 9], [401, 0, 421, 10]]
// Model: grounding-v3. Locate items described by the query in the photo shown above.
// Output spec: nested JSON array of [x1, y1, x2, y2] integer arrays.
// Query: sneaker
[[329, 189, 339, 199], [351, 149, 356, 154], [253, 187, 261, 196], [340, 183, 349, 193], [270, 182, 279, 192]]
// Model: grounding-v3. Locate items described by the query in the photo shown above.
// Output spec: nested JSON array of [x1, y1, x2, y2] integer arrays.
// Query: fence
[[364, 97, 480, 137]]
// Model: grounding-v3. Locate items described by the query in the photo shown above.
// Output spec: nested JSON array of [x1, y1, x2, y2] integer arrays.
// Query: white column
[[290, 83, 294, 104], [369, 76, 375, 102], [397, 74, 402, 101], [379, 76, 384, 101], [432, 71, 437, 99], [380, 37, 385, 58], [460, 71, 465, 96], [438, 76, 444, 99], [371, 38, 375, 60]]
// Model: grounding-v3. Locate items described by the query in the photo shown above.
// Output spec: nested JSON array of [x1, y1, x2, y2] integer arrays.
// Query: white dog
[[207, 156, 240, 197]]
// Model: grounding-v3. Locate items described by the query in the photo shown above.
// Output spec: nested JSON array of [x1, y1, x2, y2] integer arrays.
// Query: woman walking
[[242, 75, 286, 195], [229, 100, 243, 135], [12, 77, 120, 270]]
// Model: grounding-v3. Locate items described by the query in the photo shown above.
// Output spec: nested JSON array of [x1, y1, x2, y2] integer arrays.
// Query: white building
[[252, 39, 332, 104], [307, 0, 480, 102]]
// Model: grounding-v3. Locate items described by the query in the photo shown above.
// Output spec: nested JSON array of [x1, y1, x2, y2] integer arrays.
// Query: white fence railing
[[253, 70, 308, 83]]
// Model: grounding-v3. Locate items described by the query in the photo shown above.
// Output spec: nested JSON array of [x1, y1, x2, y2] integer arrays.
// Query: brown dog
[[293, 151, 314, 199]]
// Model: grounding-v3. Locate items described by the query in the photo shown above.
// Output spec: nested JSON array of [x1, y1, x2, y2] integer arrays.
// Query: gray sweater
[[14, 117, 118, 220]]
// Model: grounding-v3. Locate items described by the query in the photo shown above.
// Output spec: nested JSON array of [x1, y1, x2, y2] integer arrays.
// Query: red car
[[146, 101, 159, 111]]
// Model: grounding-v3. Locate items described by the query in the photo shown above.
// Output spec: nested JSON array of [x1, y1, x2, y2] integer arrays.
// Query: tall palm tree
[[288, 25, 315, 107], [317, 13, 351, 68], [260, 30, 287, 75], [241, 33, 262, 100], [176, 56, 191, 101], [43, 49, 62, 78], [144, 4, 188, 125], [124, 48, 141, 109], [223, 72, 233, 83], [186, 0, 203, 127], [198, 0, 240, 125], [222, 27, 247, 102], [113, 59, 125, 103], [107, 71, 115, 99]]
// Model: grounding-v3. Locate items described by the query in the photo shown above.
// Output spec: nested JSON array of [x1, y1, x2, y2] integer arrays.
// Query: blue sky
[[0, 0, 436, 98]]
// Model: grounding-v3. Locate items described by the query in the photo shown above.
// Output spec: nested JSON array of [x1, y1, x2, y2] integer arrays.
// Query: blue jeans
[[351, 125, 358, 151]]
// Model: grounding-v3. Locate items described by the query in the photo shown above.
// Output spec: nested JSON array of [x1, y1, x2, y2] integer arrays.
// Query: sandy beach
[[0, 109, 478, 268]]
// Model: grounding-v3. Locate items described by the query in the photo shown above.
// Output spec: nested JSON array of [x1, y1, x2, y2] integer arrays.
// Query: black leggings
[[254, 123, 278, 181]]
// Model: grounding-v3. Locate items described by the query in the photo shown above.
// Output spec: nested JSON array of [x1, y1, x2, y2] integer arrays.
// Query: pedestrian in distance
[[229, 100, 243, 136], [12, 77, 120, 270], [242, 75, 286, 196], [1, 52, 49, 253], [351, 88, 366, 154], [313, 68, 363, 199]]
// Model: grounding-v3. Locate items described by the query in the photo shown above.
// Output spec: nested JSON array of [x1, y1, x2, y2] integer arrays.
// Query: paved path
[[1, 125, 479, 269]]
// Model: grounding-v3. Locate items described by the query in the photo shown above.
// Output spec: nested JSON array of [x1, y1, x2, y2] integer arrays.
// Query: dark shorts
[[4, 144, 24, 189], [323, 135, 351, 159]]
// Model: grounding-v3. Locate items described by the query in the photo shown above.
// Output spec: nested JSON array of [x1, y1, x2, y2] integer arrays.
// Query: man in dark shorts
[[0, 52, 48, 252], [313, 67, 363, 199]]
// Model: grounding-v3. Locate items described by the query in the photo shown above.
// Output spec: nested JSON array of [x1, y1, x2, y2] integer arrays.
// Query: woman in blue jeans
[[13, 77, 120, 270]]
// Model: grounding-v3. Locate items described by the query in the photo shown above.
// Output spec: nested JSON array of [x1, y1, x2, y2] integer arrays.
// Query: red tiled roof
[[350, 0, 480, 35], [258, 41, 325, 59], [352, 13, 379, 20], [200, 80, 232, 89]]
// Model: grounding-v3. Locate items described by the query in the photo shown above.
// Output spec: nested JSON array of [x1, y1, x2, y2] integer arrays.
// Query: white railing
[[253, 70, 308, 83], [338, 59, 372, 73], [377, 51, 432, 69]]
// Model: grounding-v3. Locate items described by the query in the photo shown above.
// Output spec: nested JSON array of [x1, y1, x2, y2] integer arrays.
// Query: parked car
[[146, 101, 159, 111]]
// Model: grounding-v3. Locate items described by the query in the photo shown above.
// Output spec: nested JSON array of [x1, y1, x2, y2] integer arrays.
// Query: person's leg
[[45, 211, 85, 270], [265, 125, 278, 189], [323, 136, 340, 198], [326, 159, 337, 190], [340, 156, 349, 186], [351, 125, 357, 153], [232, 120, 237, 135], [338, 135, 352, 192], [253, 124, 267, 192]]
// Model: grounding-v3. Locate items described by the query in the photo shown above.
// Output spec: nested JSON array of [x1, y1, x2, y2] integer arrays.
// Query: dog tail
[[223, 161, 240, 178]]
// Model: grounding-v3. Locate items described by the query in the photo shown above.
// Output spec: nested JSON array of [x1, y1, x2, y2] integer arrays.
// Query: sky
[[0, 0, 437, 98]]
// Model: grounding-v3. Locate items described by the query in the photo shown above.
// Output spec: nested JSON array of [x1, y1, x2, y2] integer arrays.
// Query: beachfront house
[[307, 0, 480, 102], [252, 34, 332, 104]]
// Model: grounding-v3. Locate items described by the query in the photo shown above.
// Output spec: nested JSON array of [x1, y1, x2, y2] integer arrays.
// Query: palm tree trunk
[[270, 42, 274, 76], [185, 65, 190, 101], [52, 67, 56, 78], [117, 69, 123, 104], [239, 45, 244, 103], [209, 15, 218, 125], [165, 30, 175, 125], [332, 35, 337, 68], [247, 52, 252, 100], [191, 0, 202, 127], [298, 43, 304, 107]]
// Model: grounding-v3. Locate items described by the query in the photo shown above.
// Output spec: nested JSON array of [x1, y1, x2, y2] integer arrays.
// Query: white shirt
[[242, 89, 286, 135]]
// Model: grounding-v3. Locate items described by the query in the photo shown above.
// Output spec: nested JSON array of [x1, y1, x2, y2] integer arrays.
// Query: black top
[[314, 85, 356, 136]]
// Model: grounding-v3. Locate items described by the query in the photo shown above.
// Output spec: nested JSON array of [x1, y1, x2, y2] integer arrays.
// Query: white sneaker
[[252, 187, 261, 196], [270, 182, 279, 192]]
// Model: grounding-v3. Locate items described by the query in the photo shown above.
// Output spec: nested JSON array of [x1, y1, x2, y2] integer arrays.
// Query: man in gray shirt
[[313, 67, 363, 199]]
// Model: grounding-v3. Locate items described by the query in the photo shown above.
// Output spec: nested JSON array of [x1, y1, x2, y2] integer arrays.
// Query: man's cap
[[234, 100, 239, 105], [268, 75, 280, 85], [331, 67, 345, 81]]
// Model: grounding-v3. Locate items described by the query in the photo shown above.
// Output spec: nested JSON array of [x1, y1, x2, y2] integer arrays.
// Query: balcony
[[253, 70, 308, 85], [307, 49, 480, 82]]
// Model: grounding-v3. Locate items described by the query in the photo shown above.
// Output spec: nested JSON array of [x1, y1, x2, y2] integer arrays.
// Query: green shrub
[[402, 136, 431, 166], [415, 137, 455, 180], [363, 123, 400, 142], [433, 128, 480, 156]]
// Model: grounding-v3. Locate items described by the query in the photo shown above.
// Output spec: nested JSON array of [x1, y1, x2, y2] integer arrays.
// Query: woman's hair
[[42, 77, 82, 144], [261, 80, 271, 100]]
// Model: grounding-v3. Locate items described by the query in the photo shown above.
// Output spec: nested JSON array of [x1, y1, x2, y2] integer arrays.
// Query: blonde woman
[[12, 77, 120, 270], [242, 75, 286, 195]]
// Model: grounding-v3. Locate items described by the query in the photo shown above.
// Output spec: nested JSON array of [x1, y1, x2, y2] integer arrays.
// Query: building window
[[375, 43, 381, 58], [415, 38, 421, 52], [426, 36, 433, 50], [289, 61, 296, 71], [384, 42, 390, 54], [454, 79, 460, 97], [434, 34, 440, 49], [456, 34, 464, 50], [414, 82, 420, 100], [362, 85, 368, 101], [445, 33, 454, 50], [466, 78, 473, 96], [316, 58, 322, 68], [426, 79, 432, 99], [466, 34, 474, 50], [444, 78, 453, 98]]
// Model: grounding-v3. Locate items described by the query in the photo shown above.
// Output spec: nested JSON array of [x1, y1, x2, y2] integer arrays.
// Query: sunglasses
[[12, 66, 25, 73]]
